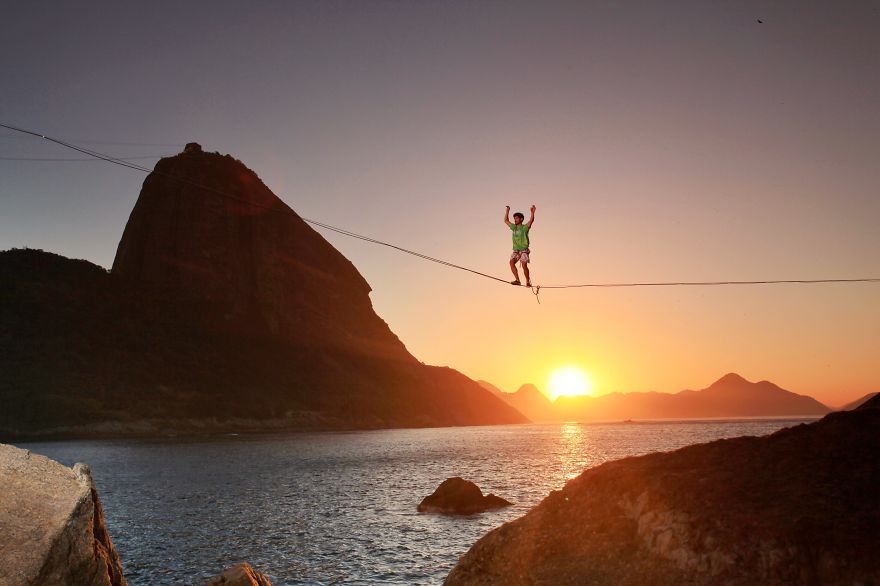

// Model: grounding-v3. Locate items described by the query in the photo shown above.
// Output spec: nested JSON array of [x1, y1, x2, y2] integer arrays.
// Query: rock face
[[0, 145, 527, 438], [0, 444, 126, 586], [446, 407, 880, 585], [111, 143, 408, 360], [206, 562, 272, 586], [418, 477, 513, 515]]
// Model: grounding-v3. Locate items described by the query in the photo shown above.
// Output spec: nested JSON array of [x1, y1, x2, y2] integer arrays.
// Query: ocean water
[[19, 419, 812, 585]]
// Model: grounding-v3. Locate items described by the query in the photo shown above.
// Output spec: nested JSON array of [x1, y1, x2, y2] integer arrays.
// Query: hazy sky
[[2, 1, 878, 406]]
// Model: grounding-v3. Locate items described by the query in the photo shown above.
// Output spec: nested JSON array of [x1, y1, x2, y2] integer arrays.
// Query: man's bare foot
[[526, 282, 532, 287], [510, 280, 521, 286]]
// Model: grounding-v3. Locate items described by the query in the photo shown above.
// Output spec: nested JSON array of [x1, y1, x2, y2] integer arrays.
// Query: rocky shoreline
[[5, 399, 877, 584], [0, 444, 276, 586], [0, 413, 489, 443], [446, 396, 880, 584]]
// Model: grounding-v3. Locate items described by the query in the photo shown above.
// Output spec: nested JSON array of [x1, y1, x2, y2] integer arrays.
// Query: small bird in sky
[[757, 18, 764, 24]]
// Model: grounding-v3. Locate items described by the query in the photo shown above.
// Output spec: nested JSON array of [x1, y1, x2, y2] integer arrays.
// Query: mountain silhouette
[[477, 380, 505, 397], [0, 144, 526, 439], [112, 144, 409, 360], [479, 381, 554, 422], [555, 373, 829, 420], [484, 373, 830, 422]]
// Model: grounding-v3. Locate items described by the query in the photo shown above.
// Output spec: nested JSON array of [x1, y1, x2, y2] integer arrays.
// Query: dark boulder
[[418, 477, 513, 515]]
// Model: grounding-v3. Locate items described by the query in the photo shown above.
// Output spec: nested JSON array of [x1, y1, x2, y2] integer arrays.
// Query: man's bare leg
[[522, 262, 531, 287], [509, 259, 521, 284]]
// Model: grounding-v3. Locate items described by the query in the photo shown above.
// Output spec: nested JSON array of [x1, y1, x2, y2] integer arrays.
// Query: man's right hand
[[505, 205, 510, 210]]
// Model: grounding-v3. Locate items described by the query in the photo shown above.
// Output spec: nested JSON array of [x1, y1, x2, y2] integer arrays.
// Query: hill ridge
[[0, 145, 527, 439], [486, 373, 829, 422]]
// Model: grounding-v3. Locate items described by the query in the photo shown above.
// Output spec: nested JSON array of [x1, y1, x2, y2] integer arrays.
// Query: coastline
[[2, 415, 823, 443]]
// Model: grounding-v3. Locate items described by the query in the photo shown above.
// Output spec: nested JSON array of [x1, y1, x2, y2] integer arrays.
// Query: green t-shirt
[[509, 223, 530, 251]]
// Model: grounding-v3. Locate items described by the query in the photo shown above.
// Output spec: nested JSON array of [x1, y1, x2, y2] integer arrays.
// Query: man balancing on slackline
[[504, 204, 536, 287]]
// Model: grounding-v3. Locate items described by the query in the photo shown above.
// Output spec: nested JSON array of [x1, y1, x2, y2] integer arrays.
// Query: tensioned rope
[[0, 154, 170, 162], [302, 218, 510, 284], [0, 133, 181, 147], [3, 122, 880, 300], [0, 123, 512, 286]]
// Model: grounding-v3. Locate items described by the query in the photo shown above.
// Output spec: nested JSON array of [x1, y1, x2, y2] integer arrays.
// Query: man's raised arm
[[527, 204, 536, 227], [504, 205, 511, 226]]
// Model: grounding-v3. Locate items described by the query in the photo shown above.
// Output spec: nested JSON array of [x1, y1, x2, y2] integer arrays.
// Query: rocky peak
[[515, 383, 542, 397], [111, 146, 412, 360], [710, 372, 749, 388]]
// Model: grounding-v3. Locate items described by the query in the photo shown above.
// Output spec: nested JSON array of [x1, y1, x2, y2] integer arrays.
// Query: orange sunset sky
[[2, 2, 878, 407]]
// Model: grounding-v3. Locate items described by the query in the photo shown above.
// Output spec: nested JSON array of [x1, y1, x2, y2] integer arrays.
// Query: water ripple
[[19, 419, 810, 585]]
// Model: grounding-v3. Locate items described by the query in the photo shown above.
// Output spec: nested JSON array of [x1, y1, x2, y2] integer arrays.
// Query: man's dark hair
[[513, 212, 525, 220]]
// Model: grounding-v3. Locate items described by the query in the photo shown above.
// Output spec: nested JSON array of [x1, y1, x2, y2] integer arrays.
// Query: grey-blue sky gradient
[[2, 1, 878, 404]]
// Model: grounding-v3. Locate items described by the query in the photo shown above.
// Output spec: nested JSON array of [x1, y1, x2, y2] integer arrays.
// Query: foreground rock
[[447, 402, 880, 585], [857, 391, 880, 411], [418, 477, 512, 515], [0, 444, 126, 586], [206, 562, 272, 586]]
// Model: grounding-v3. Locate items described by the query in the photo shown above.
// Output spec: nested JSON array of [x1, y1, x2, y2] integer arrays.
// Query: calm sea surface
[[18, 419, 812, 585]]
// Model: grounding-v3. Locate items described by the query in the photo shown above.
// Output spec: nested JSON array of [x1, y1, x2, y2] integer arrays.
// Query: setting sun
[[547, 367, 593, 401]]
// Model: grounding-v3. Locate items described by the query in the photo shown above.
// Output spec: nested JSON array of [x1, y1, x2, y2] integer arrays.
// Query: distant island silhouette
[[479, 381, 557, 422], [0, 144, 525, 440], [482, 373, 832, 422]]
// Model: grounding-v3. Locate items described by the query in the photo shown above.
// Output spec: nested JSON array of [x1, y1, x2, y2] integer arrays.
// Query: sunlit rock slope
[[447, 399, 880, 585]]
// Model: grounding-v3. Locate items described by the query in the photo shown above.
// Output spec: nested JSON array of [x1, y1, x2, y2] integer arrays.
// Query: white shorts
[[510, 249, 530, 264]]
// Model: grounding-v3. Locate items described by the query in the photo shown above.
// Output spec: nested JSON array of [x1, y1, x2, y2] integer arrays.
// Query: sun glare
[[548, 367, 593, 401]]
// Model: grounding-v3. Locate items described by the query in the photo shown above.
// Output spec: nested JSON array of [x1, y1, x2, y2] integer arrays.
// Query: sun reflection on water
[[558, 422, 602, 481]]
